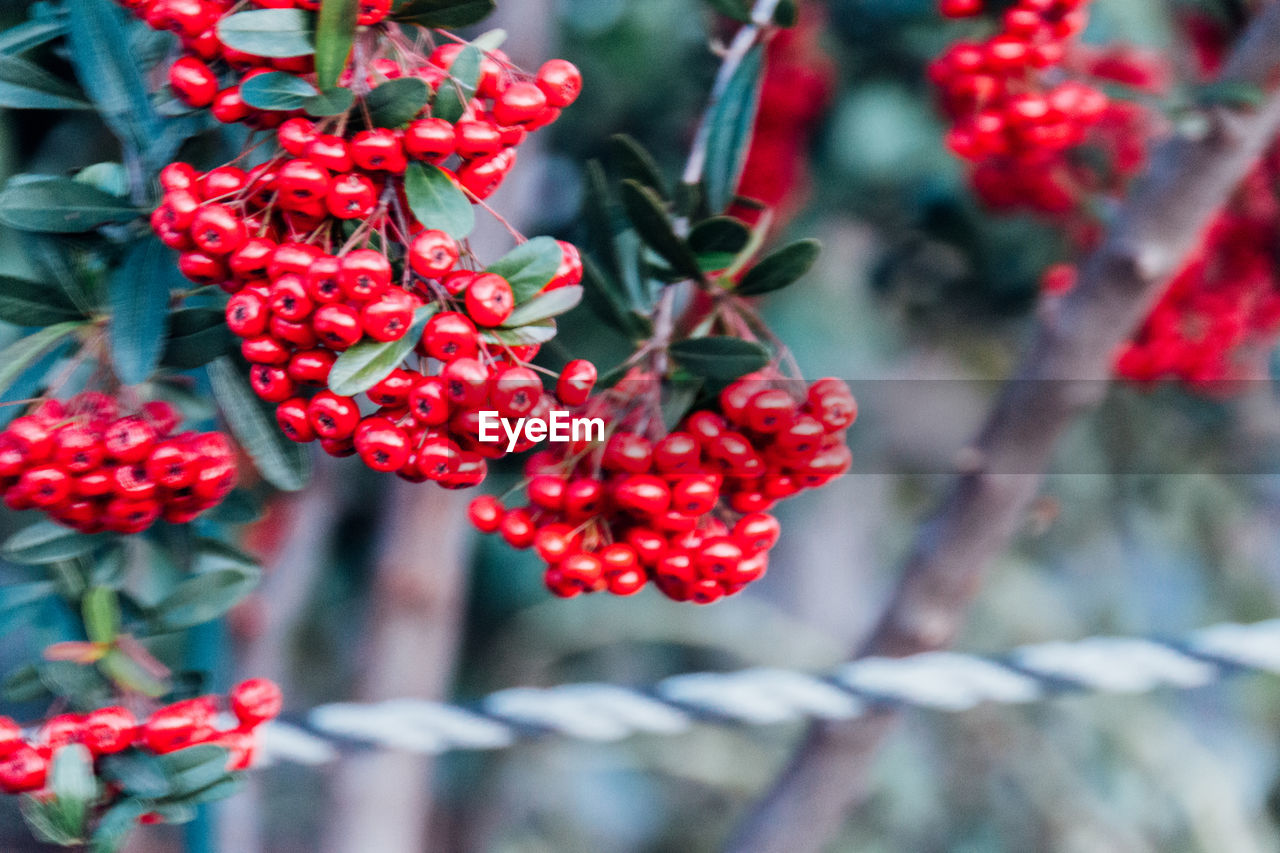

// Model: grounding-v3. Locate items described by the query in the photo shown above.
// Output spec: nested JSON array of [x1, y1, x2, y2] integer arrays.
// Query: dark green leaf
[[365, 77, 429, 128], [609, 134, 667, 198], [581, 257, 647, 337], [240, 71, 318, 112], [206, 489, 263, 525], [159, 745, 231, 797], [3, 665, 47, 703], [172, 774, 244, 805], [217, 9, 316, 58], [0, 275, 84, 326], [669, 336, 770, 380], [774, 0, 798, 26], [485, 237, 563, 303], [403, 162, 474, 240], [304, 86, 355, 117], [328, 305, 437, 396], [583, 160, 622, 282], [702, 0, 752, 22], [146, 802, 197, 825], [91, 798, 147, 853], [67, 0, 166, 167], [0, 54, 89, 110], [208, 357, 310, 492], [152, 567, 261, 632], [662, 379, 703, 431], [736, 238, 821, 296], [82, 587, 120, 645], [703, 43, 763, 214], [98, 650, 166, 698], [315, 0, 358, 91], [40, 660, 111, 709], [431, 44, 481, 123], [98, 752, 169, 799], [1198, 80, 1265, 109], [160, 309, 234, 369], [0, 16, 67, 55], [0, 581, 56, 611], [470, 28, 507, 52], [619, 180, 702, 280], [482, 321, 557, 347], [502, 286, 582, 327], [393, 0, 496, 28], [0, 322, 83, 398], [689, 216, 751, 272], [75, 162, 129, 197], [19, 794, 80, 846], [110, 238, 174, 385], [2, 520, 107, 565], [49, 744, 96, 840], [0, 177, 139, 232]]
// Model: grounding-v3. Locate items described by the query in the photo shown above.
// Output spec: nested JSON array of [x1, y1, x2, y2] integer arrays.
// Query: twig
[[728, 4, 1280, 851]]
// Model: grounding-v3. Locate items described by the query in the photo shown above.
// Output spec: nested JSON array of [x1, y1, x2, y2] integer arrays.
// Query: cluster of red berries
[[0, 393, 236, 534], [468, 374, 856, 603], [929, 0, 1164, 217], [0, 679, 281, 796]]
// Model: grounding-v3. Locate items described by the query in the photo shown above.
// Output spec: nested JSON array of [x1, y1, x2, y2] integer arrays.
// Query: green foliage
[[0, 275, 86, 325], [736, 239, 821, 296], [240, 71, 319, 112], [393, 0, 496, 28], [669, 336, 771, 380], [366, 77, 431, 128], [0, 178, 139, 233], [702, 43, 763, 214], [503, 286, 584, 327], [216, 9, 315, 58], [619, 180, 703, 280], [109, 238, 174, 385], [2, 521, 108, 565], [315, 0, 359, 91], [486, 237, 564, 303], [431, 44, 482, 122], [404, 162, 475, 238], [208, 358, 311, 491], [328, 305, 439, 395]]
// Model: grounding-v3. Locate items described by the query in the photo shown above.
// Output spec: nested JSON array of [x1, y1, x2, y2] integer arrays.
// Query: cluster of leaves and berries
[[131, 0, 598, 485], [0, 678, 280, 848], [931, 0, 1280, 387]]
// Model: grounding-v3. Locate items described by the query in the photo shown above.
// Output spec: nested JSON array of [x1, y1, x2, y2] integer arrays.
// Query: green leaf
[[703, 43, 763, 214], [610, 134, 667, 198], [470, 28, 507, 52], [207, 357, 310, 492], [75, 162, 129, 197], [0, 53, 89, 110], [206, 489, 263, 525], [0, 322, 84, 398], [49, 743, 97, 840], [328, 305, 437, 396], [365, 77, 430, 128], [502, 286, 582, 327], [2, 521, 107, 564], [146, 802, 197, 825], [735, 238, 821, 296], [0, 16, 68, 55], [304, 86, 355, 117], [773, 0, 799, 26], [98, 752, 169, 799], [689, 216, 751, 272], [403, 162, 474, 240], [702, 0, 752, 22], [393, 0, 496, 27], [217, 9, 316, 58], [160, 308, 234, 369], [66, 0, 165, 167], [20, 794, 80, 846], [98, 649, 166, 698], [179, 774, 245, 804], [152, 567, 261, 632], [1198, 80, 1265, 109], [159, 745, 231, 797], [0, 580, 57, 611], [669, 336, 770, 380], [0, 275, 84, 326], [431, 44, 481, 123], [315, 0, 358, 91], [3, 664, 47, 703], [481, 321, 557, 347], [91, 798, 147, 853], [662, 378, 703, 431], [581, 257, 647, 337], [82, 587, 120, 645], [110, 237, 174, 386], [0, 177, 139, 233], [619, 180, 703, 280], [583, 160, 622, 282], [240, 71, 319, 112], [485, 237, 563, 303]]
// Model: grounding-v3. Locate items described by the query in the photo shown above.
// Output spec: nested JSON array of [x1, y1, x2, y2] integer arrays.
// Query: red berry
[[339, 249, 392, 301], [408, 229, 459, 278], [231, 677, 283, 727], [169, 56, 218, 107], [465, 273, 515, 327], [555, 359, 596, 406], [535, 60, 582, 108]]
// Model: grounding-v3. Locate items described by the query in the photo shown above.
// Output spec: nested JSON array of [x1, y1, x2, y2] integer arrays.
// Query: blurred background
[[5, 0, 1280, 850]]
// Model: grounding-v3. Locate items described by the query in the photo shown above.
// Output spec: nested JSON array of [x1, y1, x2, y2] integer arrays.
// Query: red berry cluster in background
[[468, 374, 855, 604], [0, 679, 281, 795], [0, 393, 236, 534]]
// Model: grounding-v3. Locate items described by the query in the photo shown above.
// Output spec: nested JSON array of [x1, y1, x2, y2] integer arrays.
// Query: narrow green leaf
[[0, 339, 69, 429], [702, 0, 752, 22], [0, 276, 84, 326], [581, 257, 646, 337], [328, 305, 437, 396], [315, 0, 358, 91], [304, 86, 355, 117], [773, 0, 799, 26], [3, 665, 47, 703], [0, 322, 83, 398], [583, 160, 622, 282], [403, 162, 474, 240], [669, 336, 770, 380], [619, 180, 703, 280], [689, 216, 752, 272], [98, 753, 169, 799], [153, 567, 261, 632], [91, 798, 147, 853], [470, 28, 507, 51], [661, 379, 703, 431], [178, 774, 245, 805], [481, 321, 557, 347], [98, 650, 166, 698], [0, 54, 89, 110], [207, 357, 310, 492], [0, 581, 57, 611], [2, 521, 107, 565], [735, 238, 821, 296], [19, 795, 80, 846], [703, 43, 763, 214], [110, 238, 174, 385], [485, 236, 562, 303], [217, 9, 316, 58], [82, 587, 120, 645], [365, 77, 429, 128], [0, 177, 139, 233], [0, 16, 68, 55], [240, 71, 318, 112], [75, 162, 129, 197], [610, 134, 667, 198], [431, 44, 481, 123], [392, 0, 496, 27], [501, 286, 582, 327], [49, 744, 97, 841], [160, 308, 234, 369]]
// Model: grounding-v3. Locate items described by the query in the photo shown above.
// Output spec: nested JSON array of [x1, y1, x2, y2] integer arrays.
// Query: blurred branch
[[728, 4, 1280, 851]]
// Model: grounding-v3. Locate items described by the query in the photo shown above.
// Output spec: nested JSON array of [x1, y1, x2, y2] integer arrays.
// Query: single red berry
[[339, 249, 392, 301], [465, 273, 514, 327], [467, 495, 504, 532], [493, 81, 548, 126], [555, 359, 596, 406], [231, 678, 284, 727], [361, 289, 416, 342], [276, 398, 316, 443], [83, 706, 137, 755], [403, 118, 457, 162], [307, 392, 361, 440], [326, 172, 378, 219], [422, 312, 478, 362], [536, 59, 582, 108], [312, 303, 364, 349], [408, 229, 460, 278], [169, 55, 218, 107]]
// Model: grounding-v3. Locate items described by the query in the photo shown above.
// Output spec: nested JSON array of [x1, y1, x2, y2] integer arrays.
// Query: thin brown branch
[[727, 4, 1280, 851]]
